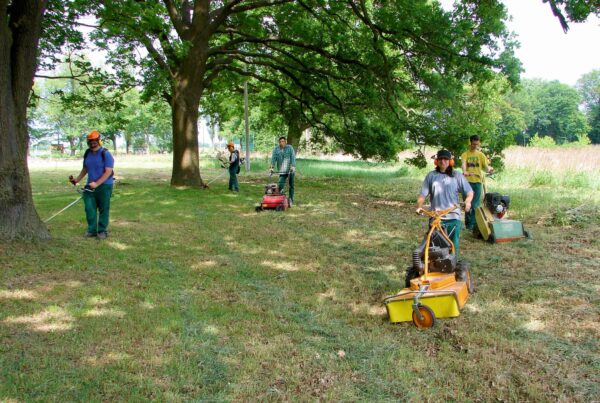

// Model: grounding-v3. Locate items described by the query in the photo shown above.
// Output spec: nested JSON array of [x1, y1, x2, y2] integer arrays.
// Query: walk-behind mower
[[384, 205, 473, 328], [472, 174, 529, 243], [255, 172, 290, 212]]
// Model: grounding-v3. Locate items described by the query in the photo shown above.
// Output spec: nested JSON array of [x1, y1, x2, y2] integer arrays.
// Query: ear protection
[[434, 158, 454, 167]]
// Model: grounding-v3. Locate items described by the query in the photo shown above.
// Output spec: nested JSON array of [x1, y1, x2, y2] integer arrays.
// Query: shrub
[[529, 134, 556, 148]]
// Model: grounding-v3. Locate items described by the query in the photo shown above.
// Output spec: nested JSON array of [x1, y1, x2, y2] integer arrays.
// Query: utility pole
[[244, 81, 250, 171]]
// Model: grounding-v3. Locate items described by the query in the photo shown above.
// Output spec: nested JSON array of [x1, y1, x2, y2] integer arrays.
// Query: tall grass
[[503, 144, 600, 172]]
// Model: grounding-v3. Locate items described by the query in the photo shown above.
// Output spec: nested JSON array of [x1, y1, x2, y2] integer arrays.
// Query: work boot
[[97, 232, 108, 240], [84, 232, 97, 238]]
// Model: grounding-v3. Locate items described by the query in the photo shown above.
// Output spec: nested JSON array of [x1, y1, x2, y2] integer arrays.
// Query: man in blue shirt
[[71, 130, 115, 239], [270, 136, 296, 206]]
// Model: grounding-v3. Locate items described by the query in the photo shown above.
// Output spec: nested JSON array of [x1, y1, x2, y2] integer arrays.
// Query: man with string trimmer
[[70, 130, 114, 240]]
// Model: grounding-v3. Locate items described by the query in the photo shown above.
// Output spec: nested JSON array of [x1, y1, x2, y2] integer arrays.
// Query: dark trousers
[[83, 184, 113, 234], [228, 167, 239, 191], [278, 172, 295, 201], [465, 182, 482, 230]]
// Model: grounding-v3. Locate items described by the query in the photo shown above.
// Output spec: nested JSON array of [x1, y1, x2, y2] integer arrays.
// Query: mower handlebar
[[416, 204, 459, 218]]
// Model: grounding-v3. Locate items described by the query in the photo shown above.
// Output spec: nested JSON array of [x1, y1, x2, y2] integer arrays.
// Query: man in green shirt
[[461, 135, 494, 231], [270, 136, 296, 206]]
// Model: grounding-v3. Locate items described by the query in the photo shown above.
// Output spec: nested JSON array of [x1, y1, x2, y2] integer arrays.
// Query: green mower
[[472, 174, 529, 243]]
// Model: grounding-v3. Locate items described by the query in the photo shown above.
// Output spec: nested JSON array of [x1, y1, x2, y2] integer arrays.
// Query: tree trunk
[[0, 0, 50, 241], [286, 112, 310, 151], [69, 137, 76, 156], [170, 82, 204, 187]]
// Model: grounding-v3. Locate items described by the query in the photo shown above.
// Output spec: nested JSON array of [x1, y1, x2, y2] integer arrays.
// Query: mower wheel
[[412, 305, 436, 329], [473, 226, 483, 239], [255, 206, 263, 213], [456, 261, 475, 294], [488, 232, 496, 244], [276, 205, 284, 212], [464, 269, 474, 294]]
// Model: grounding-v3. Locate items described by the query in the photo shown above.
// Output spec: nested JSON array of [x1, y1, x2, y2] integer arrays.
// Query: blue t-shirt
[[84, 147, 114, 185], [420, 170, 472, 221]]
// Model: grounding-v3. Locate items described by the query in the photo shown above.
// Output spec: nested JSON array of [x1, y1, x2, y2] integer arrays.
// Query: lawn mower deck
[[255, 183, 289, 212], [384, 273, 469, 324]]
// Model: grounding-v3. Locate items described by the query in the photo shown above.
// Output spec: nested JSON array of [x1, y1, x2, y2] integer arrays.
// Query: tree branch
[[163, 0, 192, 40], [212, 29, 370, 69], [139, 34, 174, 77]]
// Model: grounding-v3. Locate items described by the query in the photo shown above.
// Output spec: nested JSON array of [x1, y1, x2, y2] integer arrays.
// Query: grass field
[[1, 147, 599, 401]]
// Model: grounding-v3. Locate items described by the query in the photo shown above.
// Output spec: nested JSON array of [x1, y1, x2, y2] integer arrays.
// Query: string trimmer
[[44, 176, 95, 223]]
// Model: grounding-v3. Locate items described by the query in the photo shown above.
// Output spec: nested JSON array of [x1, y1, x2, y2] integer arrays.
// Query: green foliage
[[31, 60, 172, 155], [514, 79, 590, 145], [529, 134, 557, 148], [411, 76, 524, 169], [404, 149, 428, 169], [576, 69, 600, 144], [80, 0, 520, 162], [542, 0, 600, 31]]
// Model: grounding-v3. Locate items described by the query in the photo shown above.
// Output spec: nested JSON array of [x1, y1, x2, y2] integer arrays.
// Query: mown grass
[[1, 149, 599, 401]]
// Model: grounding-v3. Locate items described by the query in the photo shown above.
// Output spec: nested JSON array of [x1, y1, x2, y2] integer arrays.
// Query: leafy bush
[[529, 134, 556, 148]]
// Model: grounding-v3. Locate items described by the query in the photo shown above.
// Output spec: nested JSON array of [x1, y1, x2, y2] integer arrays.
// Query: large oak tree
[[0, 0, 50, 240], [85, 0, 524, 186]]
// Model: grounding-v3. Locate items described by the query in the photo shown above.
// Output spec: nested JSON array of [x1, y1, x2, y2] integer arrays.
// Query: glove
[[269, 167, 274, 174], [290, 166, 296, 173]]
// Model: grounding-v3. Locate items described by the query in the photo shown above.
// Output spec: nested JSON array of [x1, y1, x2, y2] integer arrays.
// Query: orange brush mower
[[384, 205, 474, 328]]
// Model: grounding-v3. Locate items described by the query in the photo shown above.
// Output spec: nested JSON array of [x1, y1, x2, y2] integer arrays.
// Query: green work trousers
[[228, 167, 239, 191], [83, 184, 113, 234], [278, 172, 295, 201], [465, 182, 482, 230], [440, 219, 462, 258]]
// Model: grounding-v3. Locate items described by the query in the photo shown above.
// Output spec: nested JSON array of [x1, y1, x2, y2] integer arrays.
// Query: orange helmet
[[87, 130, 101, 141], [226, 142, 235, 148]]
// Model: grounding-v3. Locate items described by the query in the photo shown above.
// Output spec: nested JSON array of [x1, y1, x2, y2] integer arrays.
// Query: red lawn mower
[[255, 173, 290, 212]]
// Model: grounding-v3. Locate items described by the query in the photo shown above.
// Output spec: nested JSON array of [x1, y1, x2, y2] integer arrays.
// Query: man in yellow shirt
[[461, 135, 494, 231]]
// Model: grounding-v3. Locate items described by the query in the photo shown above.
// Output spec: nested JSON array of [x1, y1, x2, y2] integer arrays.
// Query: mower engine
[[405, 232, 457, 286], [256, 182, 289, 212], [265, 183, 279, 195], [485, 192, 510, 219]]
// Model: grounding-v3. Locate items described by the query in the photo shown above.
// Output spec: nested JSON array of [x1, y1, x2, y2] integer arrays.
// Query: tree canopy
[[576, 69, 600, 143], [78, 0, 520, 185], [543, 0, 600, 32], [511, 79, 589, 145]]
